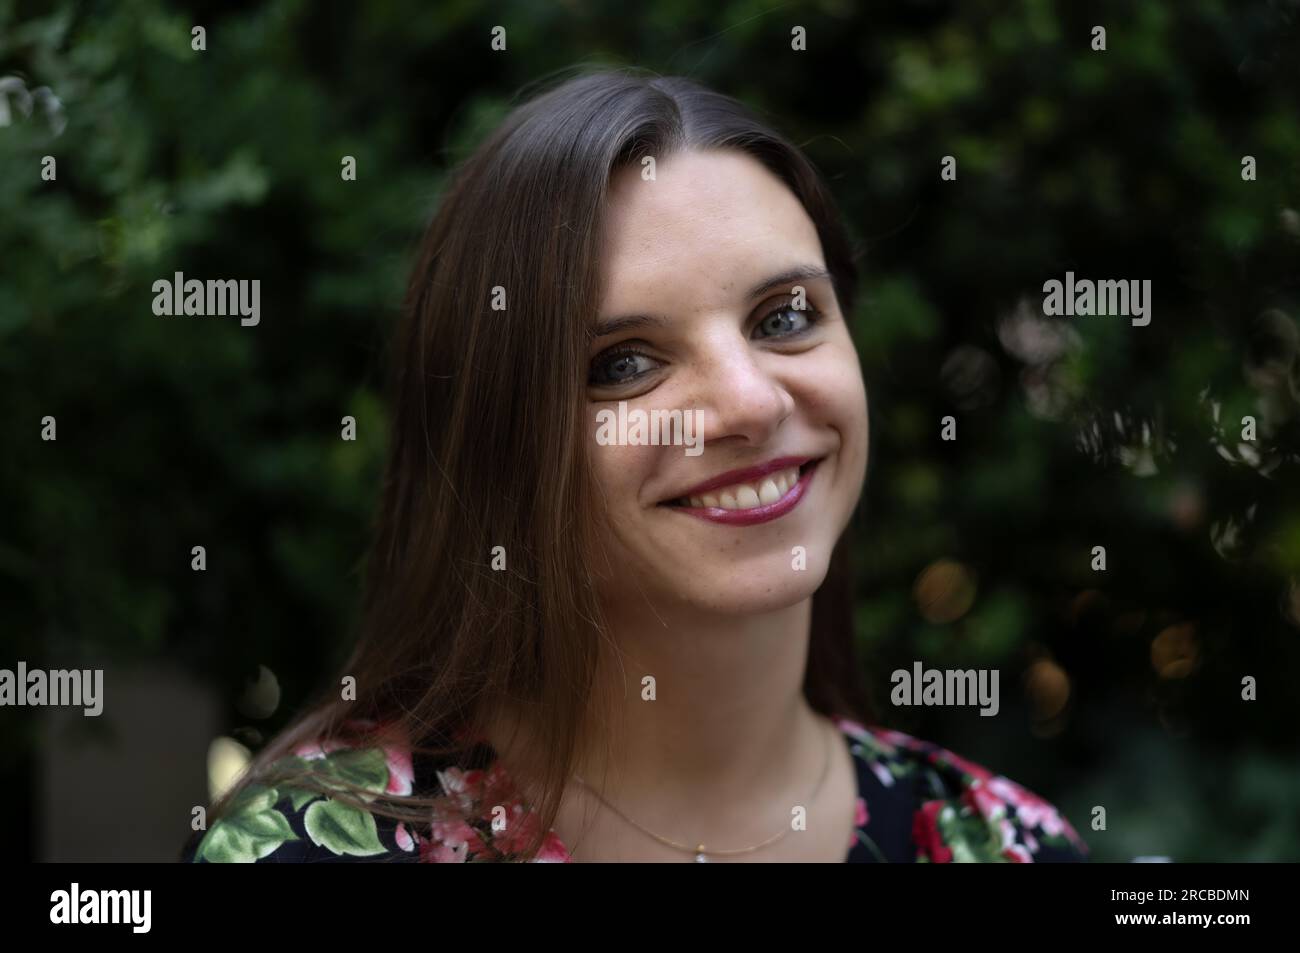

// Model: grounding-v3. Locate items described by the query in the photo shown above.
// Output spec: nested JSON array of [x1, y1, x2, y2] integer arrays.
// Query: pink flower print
[[435, 766, 489, 817], [961, 782, 1008, 823], [293, 737, 347, 760], [913, 800, 954, 863], [998, 818, 1018, 848], [987, 777, 1065, 837], [530, 831, 572, 863], [486, 800, 540, 855], [996, 818, 1033, 862], [834, 717, 873, 743], [867, 759, 892, 788], [473, 764, 573, 861], [421, 814, 488, 863], [935, 747, 995, 785], [870, 727, 923, 753], [489, 802, 571, 862], [847, 797, 870, 850], [395, 822, 415, 852], [383, 742, 414, 795]]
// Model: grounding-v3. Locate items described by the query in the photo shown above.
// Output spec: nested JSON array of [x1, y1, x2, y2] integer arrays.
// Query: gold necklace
[[570, 720, 833, 862]]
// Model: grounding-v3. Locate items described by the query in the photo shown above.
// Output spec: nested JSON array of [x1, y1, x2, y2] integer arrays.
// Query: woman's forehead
[[599, 149, 824, 312]]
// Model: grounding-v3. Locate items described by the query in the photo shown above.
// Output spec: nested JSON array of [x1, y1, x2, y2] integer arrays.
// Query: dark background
[[2, 0, 1298, 861]]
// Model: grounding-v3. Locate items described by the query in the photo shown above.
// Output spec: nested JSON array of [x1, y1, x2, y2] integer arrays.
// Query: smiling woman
[[181, 67, 1088, 864]]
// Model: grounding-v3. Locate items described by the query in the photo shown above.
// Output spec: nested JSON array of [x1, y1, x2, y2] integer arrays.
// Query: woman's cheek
[[802, 345, 869, 496], [591, 438, 652, 518], [794, 345, 864, 423]]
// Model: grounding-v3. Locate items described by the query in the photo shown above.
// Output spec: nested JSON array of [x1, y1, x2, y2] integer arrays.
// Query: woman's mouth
[[660, 459, 820, 526]]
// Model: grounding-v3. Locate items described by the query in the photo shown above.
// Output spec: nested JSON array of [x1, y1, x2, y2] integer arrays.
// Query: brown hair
[[210, 66, 872, 860]]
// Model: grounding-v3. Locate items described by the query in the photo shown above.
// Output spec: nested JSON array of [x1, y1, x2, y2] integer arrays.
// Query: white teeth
[[678, 465, 804, 510]]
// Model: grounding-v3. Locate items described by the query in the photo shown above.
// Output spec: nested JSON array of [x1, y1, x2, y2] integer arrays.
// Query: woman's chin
[[649, 567, 829, 615]]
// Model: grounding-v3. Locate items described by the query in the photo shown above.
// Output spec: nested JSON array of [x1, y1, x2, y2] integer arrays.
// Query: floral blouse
[[181, 716, 1089, 863]]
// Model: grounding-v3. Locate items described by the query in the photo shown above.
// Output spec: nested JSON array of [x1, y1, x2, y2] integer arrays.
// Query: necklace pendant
[[695, 846, 708, 863]]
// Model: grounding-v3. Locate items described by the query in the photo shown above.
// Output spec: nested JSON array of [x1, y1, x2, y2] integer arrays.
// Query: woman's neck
[[486, 595, 831, 835]]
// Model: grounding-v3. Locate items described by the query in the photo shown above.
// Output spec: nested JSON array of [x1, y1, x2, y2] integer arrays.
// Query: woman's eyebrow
[[591, 313, 667, 340], [591, 264, 831, 340], [745, 264, 831, 300]]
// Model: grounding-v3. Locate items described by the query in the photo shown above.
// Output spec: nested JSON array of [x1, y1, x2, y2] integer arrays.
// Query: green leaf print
[[266, 746, 389, 806], [314, 747, 391, 796], [303, 798, 387, 856], [937, 803, 1005, 863], [888, 761, 915, 780], [195, 785, 300, 863], [288, 785, 320, 811]]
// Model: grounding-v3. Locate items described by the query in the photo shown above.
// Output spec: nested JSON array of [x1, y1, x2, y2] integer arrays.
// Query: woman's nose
[[689, 339, 795, 449]]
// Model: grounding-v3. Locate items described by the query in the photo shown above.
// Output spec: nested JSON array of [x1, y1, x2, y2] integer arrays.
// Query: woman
[[182, 68, 1088, 863]]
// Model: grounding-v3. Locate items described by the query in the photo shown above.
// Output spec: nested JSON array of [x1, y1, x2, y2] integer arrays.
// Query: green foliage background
[[2, 0, 1298, 861]]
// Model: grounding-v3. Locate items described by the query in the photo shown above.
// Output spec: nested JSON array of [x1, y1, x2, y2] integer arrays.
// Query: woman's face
[[587, 148, 869, 615]]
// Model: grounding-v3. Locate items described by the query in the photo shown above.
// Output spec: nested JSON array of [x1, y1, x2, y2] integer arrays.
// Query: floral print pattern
[[838, 718, 1089, 863], [183, 715, 1087, 863]]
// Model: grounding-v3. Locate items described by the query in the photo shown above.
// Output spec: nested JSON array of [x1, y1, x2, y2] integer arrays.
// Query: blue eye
[[589, 349, 658, 386], [754, 305, 815, 339]]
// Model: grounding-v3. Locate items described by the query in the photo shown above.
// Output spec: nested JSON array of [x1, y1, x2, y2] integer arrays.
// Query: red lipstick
[[665, 458, 820, 526], [667, 456, 814, 501]]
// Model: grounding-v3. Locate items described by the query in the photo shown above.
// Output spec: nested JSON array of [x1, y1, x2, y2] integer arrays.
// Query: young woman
[[183, 68, 1088, 864]]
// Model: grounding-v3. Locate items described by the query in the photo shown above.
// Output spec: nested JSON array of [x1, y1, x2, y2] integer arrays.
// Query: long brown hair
[[211, 66, 872, 860]]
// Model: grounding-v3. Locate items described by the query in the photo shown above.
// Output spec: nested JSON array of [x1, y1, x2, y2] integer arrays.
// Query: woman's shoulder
[[833, 716, 1090, 863], [181, 724, 427, 863], [181, 719, 571, 863]]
